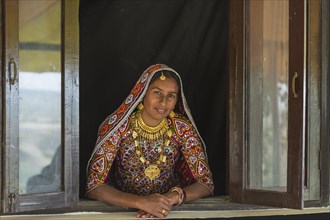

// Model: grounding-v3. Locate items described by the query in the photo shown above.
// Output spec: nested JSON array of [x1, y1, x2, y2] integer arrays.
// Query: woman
[[86, 64, 214, 218]]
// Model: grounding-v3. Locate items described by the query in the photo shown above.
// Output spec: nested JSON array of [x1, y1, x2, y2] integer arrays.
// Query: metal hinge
[[9, 193, 16, 213]]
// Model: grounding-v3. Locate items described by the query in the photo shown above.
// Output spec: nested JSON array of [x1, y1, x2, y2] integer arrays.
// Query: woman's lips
[[155, 108, 167, 114]]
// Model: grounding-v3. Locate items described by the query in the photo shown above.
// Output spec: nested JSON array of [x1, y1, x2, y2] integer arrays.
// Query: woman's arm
[[87, 185, 172, 218], [183, 182, 212, 202], [136, 182, 211, 218], [162, 182, 211, 206]]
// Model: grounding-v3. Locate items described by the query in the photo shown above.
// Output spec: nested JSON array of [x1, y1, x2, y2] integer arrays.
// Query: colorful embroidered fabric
[[86, 64, 214, 194]]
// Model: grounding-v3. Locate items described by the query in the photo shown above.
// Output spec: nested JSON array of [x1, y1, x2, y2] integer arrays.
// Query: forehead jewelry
[[159, 71, 166, 80]]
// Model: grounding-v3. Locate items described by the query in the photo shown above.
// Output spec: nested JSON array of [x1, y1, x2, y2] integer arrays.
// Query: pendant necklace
[[133, 111, 172, 180]]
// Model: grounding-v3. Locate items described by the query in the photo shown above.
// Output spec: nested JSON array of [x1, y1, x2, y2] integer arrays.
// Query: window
[[1, 0, 328, 216], [1, 0, 79, 213], [228, 0, 329, 209]]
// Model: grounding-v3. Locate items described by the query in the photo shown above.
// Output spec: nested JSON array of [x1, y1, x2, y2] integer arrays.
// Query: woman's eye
[[168, 94, 177, 100], [154, 90, 161, 95]]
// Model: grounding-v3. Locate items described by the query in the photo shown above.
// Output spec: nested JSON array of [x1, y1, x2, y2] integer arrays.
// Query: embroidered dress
[[86, 64, 214, 195]]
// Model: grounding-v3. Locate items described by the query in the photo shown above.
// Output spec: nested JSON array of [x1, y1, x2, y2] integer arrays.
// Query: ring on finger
[[162, 209, 166, 214]]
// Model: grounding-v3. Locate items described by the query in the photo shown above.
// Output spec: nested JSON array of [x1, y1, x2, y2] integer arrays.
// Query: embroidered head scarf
[[92, 64, 208, 158]]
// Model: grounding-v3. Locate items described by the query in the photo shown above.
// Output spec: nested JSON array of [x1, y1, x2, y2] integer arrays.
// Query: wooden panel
[[305, 0, 321, 202], [19, 193, 66, 212], [63, 0, 80, 206], [0, 0, 3, 213], [228, 0, 244, 204], [287, 0, 305, 209], [243, 190, 287, 207], [320, 0, 330, 207], [3, 0, 20, 213], [245, 0, 263, 189]]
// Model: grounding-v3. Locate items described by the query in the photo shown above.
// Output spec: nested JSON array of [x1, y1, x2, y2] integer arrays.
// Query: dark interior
[[79, 0, 229, 198]]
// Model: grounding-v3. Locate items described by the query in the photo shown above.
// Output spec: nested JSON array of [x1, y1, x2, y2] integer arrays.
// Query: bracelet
[[182, 189, 187, 204], [169, 186, 185, 206]]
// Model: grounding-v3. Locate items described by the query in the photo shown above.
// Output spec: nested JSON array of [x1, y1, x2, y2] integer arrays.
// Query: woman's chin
[[153, 111, 168, 119]]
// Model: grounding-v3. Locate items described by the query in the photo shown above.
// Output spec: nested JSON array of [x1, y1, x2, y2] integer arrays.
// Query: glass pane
[[246, 0, 288, 191], [19, 0, 62, 194]]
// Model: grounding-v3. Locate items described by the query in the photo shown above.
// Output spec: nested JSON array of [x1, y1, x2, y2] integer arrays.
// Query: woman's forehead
[[148, 77, 179, 93]]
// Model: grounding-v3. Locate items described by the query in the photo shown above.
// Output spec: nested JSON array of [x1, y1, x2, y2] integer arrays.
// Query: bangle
[[169, 186, 185, 206], [182, 189, 187, 204]]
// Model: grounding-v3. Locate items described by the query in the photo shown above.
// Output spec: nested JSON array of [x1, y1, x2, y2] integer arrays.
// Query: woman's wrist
[[170, 191, 180, 206], [133, 194, 145, 210], [163, 191, 179, 206], [169, 186, 185, 206]]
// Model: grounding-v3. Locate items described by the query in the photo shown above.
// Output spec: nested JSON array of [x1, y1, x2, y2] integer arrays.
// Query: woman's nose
[[159, 96, 166, 106]]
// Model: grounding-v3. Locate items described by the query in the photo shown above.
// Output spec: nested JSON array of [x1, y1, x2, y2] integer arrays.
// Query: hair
[[149, 70, 181, 89]]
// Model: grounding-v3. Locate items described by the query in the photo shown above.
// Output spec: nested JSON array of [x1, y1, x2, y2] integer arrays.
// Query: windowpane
[[246, 0, 289, 191], [18, 0, 62, 194]]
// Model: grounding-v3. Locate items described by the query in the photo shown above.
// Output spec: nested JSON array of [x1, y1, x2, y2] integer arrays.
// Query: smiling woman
[[85, 64, 214, 218], [140, 71, 179, 126]]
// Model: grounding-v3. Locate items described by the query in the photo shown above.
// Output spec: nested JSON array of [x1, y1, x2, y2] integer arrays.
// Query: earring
[[137, 102, 144, 111], [169, 111, 175, 118]]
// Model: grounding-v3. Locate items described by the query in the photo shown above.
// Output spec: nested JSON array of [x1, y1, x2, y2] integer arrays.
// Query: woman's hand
[[163, 190, 180, 206], [135, 193, 171, 218], [136, 210, 155, 218], [88, 186, 172, 218]]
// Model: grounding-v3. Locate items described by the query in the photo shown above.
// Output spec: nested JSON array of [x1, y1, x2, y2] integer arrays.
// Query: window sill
[[1, 196, 329, 219]]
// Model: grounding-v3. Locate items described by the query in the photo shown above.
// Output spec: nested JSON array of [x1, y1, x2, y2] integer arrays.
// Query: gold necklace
[[134, 139, 167, 180], [132, 111, 172, 180], [135, 110, 169, 140]]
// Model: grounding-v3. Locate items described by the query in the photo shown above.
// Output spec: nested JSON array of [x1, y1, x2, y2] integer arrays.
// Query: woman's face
[[141, 76, 179, 126]]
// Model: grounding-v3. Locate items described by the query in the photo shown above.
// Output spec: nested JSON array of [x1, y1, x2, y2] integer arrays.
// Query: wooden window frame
[[228, 0, 329, 209], [0, 0, 79, 214], [0, 0, 2, 213], [319, 0, 330, 207], [1, 0, 328, 215]]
